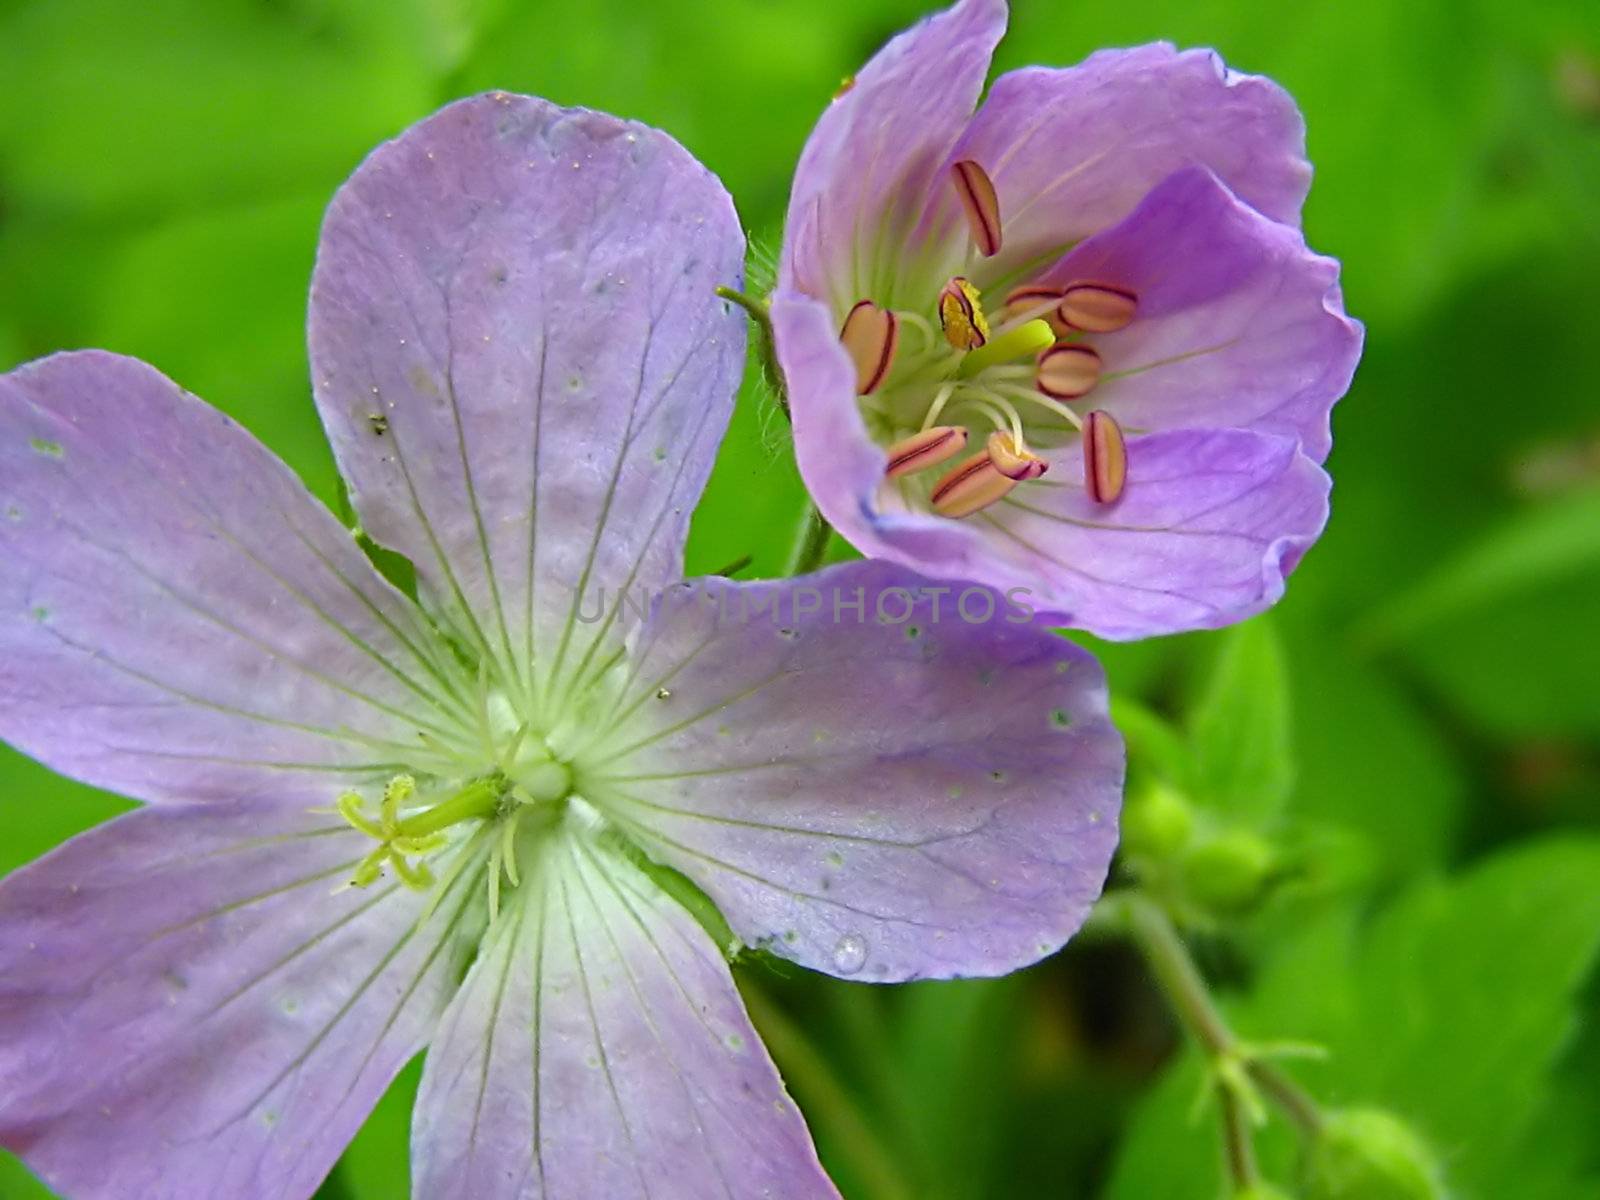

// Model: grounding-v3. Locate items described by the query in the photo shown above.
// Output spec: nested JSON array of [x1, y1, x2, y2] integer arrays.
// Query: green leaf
[[1112, 696, 1198, 793], [1363, 489, 1600, 644], [1188, 616, 1294, 822]]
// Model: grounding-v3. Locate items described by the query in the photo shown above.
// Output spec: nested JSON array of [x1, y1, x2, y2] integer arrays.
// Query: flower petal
[[412, 820, 837, 1200], [1041, 167, 1362, 462], [0, 350, 462, 804], [580, 562, 1123, 982], [309, 94, 746, 710], [0, 800, 486, 1199], [781, 0, 1007, 307], [980, 429, 1331, 639], [953, 44, 1310, 276]]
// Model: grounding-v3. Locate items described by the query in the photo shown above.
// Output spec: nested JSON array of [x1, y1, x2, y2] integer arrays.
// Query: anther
[[932, 441, 1037, 519], [885, 425, 969, 479], [985, 431, 1049, 481], [839, 300, 899, 395], [1084, 410, 1128, 504], [951, 160, 1002, 257], [1059, 284, 1138, 334], [1036, 343, 1103, 399], [938, 277, 989, 351]]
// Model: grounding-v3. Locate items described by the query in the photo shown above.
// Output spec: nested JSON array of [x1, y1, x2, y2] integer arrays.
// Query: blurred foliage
[[2, 0, 1598, 1197]]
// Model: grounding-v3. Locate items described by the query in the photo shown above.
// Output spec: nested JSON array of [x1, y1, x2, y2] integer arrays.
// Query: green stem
[[716, 285, 788, 417], [784, 501, 834, 577], [1250, 1059, 1326, 1137], [1108, 890, 1316, 1192], [739, 980, 914, 1200], [1118, 892, 1233, 1057], [715, 285, 773, 337]]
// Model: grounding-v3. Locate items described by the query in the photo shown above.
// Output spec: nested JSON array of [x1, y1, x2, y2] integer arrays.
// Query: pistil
[[337, 770, 512, 891]]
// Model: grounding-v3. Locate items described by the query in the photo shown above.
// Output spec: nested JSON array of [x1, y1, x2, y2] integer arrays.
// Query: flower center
[[837, 159, 1138, 519]]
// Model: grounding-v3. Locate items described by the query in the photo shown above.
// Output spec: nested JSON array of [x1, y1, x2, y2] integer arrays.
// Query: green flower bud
[[1180, 827, 1276, 912], [1303, 1108, 1447, 1200], [1121, 780, 1195, 860]]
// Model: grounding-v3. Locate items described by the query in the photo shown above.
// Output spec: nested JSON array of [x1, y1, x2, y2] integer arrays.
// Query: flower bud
[[1121, 781, 1195, 861], [1302, 1109, 1447, 1200], [1180, 827, 1276, 913]]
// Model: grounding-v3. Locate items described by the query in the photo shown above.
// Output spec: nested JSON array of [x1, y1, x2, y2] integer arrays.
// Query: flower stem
[[1103, 890, 1326, 1188], [784, 501, 834, 577], [1116, 892, 1233, 1056], [715, 285, 787, 418]]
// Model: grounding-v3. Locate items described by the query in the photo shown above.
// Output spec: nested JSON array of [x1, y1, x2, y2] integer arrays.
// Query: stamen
[[1036, 343, 1103, 399], [932, 448, 1022, 519], [1084, 410, 1128, 503], [950, 160, 1002, 257], [938, 277, 990, 350], [1001, 286, 1070, 338], [986, 431, 1049, 481], [1059, 284, 1138, 334], [885, 425, 970, 478], [839, 300, 899, 395]]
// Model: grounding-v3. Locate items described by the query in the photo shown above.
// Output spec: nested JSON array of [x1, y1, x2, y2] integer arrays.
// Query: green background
[[2, 0, 1598, 1196]]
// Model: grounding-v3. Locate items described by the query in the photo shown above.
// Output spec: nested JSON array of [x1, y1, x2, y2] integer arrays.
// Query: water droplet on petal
[[831, 933, 867, 975]]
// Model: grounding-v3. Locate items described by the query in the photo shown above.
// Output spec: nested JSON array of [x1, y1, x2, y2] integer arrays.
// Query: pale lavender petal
[[309, 93, 745, 705], [0, 800, 486, 1200], [1040, 167, 1362, 462], [981, 429, 1330, 639], [0, 350, 460, 805], [579, 562, 1123, 982], [781, 0, 1007, 307], [412, 821, 837, 1200], [953, 45, 1310, 276]]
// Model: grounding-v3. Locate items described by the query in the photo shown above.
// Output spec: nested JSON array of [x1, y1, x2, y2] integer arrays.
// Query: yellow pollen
[[938, 277, 989, 351]]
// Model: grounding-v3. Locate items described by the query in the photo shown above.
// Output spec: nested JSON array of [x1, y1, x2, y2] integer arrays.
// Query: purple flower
[[0, 94, 1124, 1199], [772, 0, 1364, 639]]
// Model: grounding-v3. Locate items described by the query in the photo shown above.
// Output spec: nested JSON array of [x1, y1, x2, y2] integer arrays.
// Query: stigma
[[336, 771, 511, 891]]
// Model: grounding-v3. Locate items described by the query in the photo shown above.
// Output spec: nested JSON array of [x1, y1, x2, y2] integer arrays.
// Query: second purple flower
[[772, 0, 1364, 639]]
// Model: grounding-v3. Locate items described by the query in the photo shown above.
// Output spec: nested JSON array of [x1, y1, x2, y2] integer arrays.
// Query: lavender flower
[[772, 0, 1364, 639], [0, 93, 1123, 1199]]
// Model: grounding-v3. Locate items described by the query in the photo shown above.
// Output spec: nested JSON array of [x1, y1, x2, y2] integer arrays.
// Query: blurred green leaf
[[1112, 696, 1197, 792], [1277, 613, 1460, 880], [1188, 617, 1293, 823], [0, 0, 439, 219], [1365, 489, 1600, 644], [88, 193, 341, 504]]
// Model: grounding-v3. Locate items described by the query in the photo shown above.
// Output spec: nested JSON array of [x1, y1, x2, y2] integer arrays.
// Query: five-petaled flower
[[0, 93, 1123, 1199], [772, 0, 1365, 639]]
